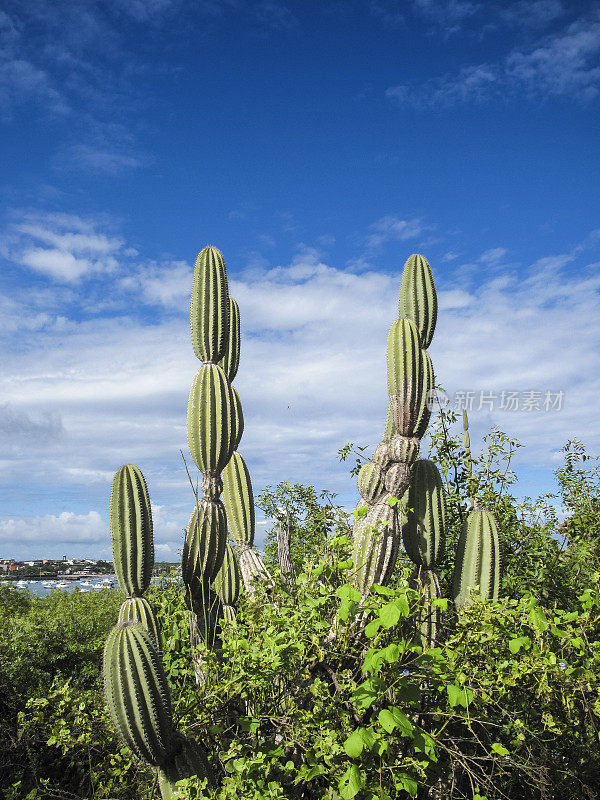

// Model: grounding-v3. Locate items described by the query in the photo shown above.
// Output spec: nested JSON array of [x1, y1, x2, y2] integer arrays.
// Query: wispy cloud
[[4, 212, 125, 281], [366, 216, 428, 249], [387, 10, 600, 105]]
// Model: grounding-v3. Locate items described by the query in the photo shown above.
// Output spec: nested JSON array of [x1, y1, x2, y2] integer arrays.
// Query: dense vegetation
[[2, 418, 600, 800]]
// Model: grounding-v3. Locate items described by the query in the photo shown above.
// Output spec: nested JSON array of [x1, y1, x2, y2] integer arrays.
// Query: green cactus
[[103, 622, 175, 768], [357, 461, 386, 506], [410, 567, 442, 649], [118, 596, 161, 651], [103, 622, 213, 796], [218, 297, 240, 382], [182, 500, 228, 588], [452, 508, 501, 610], [397, 253, 438, 349], [187, 363, 239, 480], [402, 459, 447, 569], [190, 246, 230, 363], [110, 464, 154, 597], [213, 542, 241, 620], [352, 498, 404, 596]]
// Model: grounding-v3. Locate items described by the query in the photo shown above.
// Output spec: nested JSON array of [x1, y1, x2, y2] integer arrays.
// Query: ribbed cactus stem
[[110, 464, 154, 597], [276, 508, 294, 588], [402, 459, 447, 569], [452, 508, 501, 610], [103, 623, 175, 768], [213, 542, 241, 616], [397, 253, 438, 349], [190, 246, 229, 363], [118, 597, 161, 652], [351, 496, 404, 597], [218, 297, 240, 382]]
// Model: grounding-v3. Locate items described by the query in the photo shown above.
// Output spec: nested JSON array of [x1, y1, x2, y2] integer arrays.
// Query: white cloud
[[2, 224, 600, 558], [366, 216, 427, 249], [5, 212, 125, 282], [387, 11, 600, 105]]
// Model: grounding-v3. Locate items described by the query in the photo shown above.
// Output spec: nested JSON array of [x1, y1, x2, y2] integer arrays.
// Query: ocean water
[[3, 575, 119, 598]]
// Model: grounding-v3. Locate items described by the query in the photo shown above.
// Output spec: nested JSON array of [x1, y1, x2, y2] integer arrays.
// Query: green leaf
[[491, 743, 509, 757], [352, 676, 384, 710], [378, 707, 414, 737], [339, 765, 365, 799], [364, 619, 382, 638], [343, 730, 364, 758], [396, 772, 418, 798], [446, 684, 472, 708], [379, 602, 401, 628]]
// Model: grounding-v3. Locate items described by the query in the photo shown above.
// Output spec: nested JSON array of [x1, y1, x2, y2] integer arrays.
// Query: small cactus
[[452, 508, 501, 610]]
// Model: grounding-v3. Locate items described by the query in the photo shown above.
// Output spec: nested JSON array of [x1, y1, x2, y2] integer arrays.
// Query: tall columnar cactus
[[110, 464, 160, 648], [351, 254, 437, 598], [103, 622, 212, 797], [452, 508, 501, 610]]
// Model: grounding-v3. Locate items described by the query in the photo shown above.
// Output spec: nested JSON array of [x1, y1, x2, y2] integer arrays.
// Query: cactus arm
[[397, 253, 438, 350], [218, 297, 240, 382], [110, 464, 154, 597], [190, 246, 230, 363]]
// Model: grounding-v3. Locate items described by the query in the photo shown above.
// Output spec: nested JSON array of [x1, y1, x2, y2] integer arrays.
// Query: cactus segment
[[213, 542, 241, 607], [110, 465, 154, 597], [187, 364, 237, 476], [190, 246, 230, 363], [397, 254, 438, 349], [182, 500, 227, 589], [352, 497, 403, 595], [158, 735, 215, 796], [118, 597, 160, 651], [238, 547, 273, 592], [387, 318, 432, 437], [411, 567, 442, 649], [103, 623, 174, 768], [357, 461, 386, 505], [218, 297, 240, 382], [231, 386, 244, 451], [384, 462, 411, 499], [222, 452, 255, 546], [389, 435, 420, 464], [383, 403, 395, 441], [414, 350, 434, 440], [452, 509, 501, 610], [373, 439, 391, 469], [402, 459, 446, 569]]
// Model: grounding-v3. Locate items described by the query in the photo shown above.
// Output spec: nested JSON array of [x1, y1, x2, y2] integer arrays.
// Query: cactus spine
[[351, 254, 437, 597], [110, 464, 160, 647]]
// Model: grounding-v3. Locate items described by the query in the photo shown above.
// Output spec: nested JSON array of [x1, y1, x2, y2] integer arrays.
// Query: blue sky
[[1, 0, 599, 560]]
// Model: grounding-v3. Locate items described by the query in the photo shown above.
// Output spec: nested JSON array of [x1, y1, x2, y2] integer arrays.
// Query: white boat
[[55, 581, 69, 588], [16, 580, 28, 587], [80, 580, 93, 587]]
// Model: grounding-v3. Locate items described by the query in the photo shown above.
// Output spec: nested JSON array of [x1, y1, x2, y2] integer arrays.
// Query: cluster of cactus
[[186, 246, 271, 619], [351, 256, 445, 640], [351, 254, 502, 644], [104, 464, 214, 797], [101, 245, 504, 795]]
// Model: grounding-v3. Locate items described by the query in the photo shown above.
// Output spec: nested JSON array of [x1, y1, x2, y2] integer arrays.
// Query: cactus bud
[[110, 464, 154, 597], [190, 246, 229, 363], [402, 459, 446, 569]]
